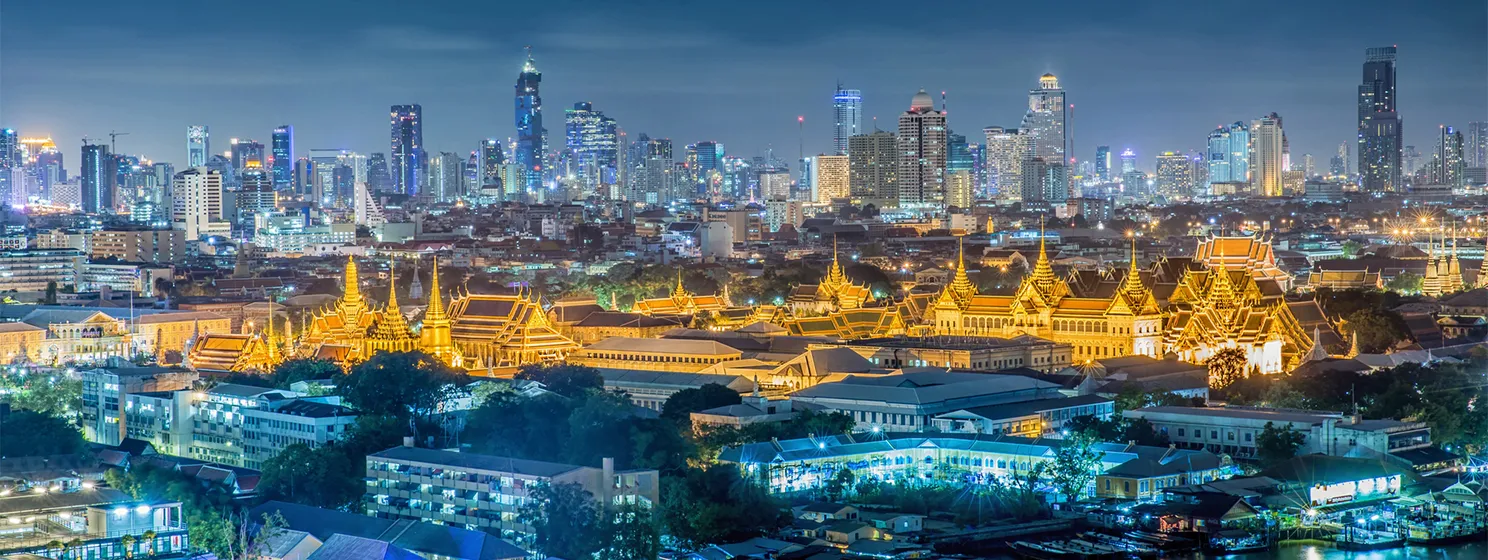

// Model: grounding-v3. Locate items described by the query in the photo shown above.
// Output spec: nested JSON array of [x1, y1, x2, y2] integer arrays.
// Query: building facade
[[897, 90, 947, 209]]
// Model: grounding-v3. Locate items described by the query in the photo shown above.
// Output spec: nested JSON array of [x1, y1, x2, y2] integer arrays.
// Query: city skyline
[[2, 1, 1484, 174]]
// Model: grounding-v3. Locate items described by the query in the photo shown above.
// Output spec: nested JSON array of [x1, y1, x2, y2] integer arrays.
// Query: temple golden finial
[[426, 255, 446, 322]]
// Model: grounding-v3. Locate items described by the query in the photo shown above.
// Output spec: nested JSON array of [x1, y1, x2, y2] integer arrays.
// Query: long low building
[[1123, 406, 1437, 465], [838, 335, 1072, 372], [789, 370, 1065, 432], [931, 394, 1115, 437], [598, 368, 757, 410], [719, 432, 1227, 496], [569, 336, 745, 373]]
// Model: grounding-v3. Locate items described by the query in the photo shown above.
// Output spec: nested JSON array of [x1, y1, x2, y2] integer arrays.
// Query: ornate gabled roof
[[370, 258, 415, 344]]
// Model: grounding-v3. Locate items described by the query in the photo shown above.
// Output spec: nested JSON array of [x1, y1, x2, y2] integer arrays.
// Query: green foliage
[[852, 470, 1049, 525], [268, 359, 341, 389], [1384, 272, 1423, 294], [1341, 240, 1364, 259], [1342, 309, 1407, 353], [514, 363, 605, 398], [1050, 432, 1104, 503], [337, 351, 466, 421], [1, 371, 82, 418], [661, 383, 742, 423], [603, 502, 661, 560], [465, 388, 693, 474], [732, 263, 822, 306], [0, 410, 83, 456], [258, 414, 406, 510], [520, 482, 604, 560], [823, 468, 855, 503], [1256, 421, 1306, 467], [696, 409, 855, 460], [105, 464, 237, 557], [658, 464, 787, 549], [1205, 347, 1249, 390]]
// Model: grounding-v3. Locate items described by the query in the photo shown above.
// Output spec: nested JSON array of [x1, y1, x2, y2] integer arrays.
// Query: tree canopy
[[0, 410, 84, 457], [337, 351, 466, 421]]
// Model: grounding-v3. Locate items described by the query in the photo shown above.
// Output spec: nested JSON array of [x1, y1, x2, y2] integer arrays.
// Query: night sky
[[2, 0, 1484, 172]]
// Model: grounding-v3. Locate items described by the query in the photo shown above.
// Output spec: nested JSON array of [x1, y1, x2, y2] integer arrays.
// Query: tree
[[1050, 432, 1104, 503], [1256, 421, 1305, 466], [1341, 308, 1408, 353], [43, 281, 57, 305], [192, 510, 288, 560], [658, 465, 787, 549], [258, 414, 405, 510], [521, 482, 603, 560], [1384, 272, 1423, 294], [823, 468, 856, 502], [514, 363, 605, 398], [0, 410, 84, 456], [268, 358, 340, 389], [1341, 240, 1364, 259], [1206, 347, 1249, 390], [2, 372, 82, 418], [661, 383, 743, 424], [337, 351, 465, 421], [121, 535, 136, 558], [602, 501, 661, 560]]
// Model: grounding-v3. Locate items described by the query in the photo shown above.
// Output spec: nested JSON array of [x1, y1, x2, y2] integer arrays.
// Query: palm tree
[[120, 534, 136, 559], [141, 530, 157, 557]]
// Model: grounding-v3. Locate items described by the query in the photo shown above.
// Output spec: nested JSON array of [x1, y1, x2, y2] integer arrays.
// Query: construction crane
[[108, 130, 129, 153]]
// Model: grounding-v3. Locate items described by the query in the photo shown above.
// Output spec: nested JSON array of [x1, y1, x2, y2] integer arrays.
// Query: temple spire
[[343, 254, 364, 310], [1030, 215, 1057, 290], [385, 256, 400, 310], [826, 235, 846, 286], [426, 256, 447, 323]]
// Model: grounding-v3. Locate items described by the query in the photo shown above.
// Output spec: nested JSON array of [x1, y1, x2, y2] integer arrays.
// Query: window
[[1244, 433, 1252, 442], [1210, 430, 1218, 439], [1178, 428, 1185, 437]]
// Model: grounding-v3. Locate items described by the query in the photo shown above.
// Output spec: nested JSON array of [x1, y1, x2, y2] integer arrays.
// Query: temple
[[632, 272, 732, 316], [447, 287, 579, 369], [786, 237, 874, 315], [1422, 227, 1466, 297]]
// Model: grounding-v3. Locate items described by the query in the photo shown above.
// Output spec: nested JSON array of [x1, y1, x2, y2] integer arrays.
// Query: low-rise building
[[598, 369, 756, 410], [790, 370, 1066, 432], [931, 394, 1114, 437], [1124, 406, 1434, 461], [249, 500, 526, 560], [0, 487, 187, 560], [364, 446, 660, 546], [0, 248, 80, 292], [81, 366, 199, 446], [569, 337, 744, 373], [841, 335, 1072, 372]]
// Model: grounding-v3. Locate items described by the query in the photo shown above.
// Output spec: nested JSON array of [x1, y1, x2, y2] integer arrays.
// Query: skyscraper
[[693, 141, 723, 199], [564, 102, 620, 198], [1358, 46, 1402, 192], [230, 138, 265, 170], [514, 48, 546, 193], [1120, 149, 1137, 174], [1021, 74, 1067, 166], [947, 133, 972, 175], [238, 164, 276, 234], [171, 167, 226, 240], [1437, 125, 1465, 188], [0, 129, 17, 168], [367, 153, 391, 193], [81, 143, 112, 213], [633, 136, 674, 203], [1251, 113, 1287, 197], [271, 125, 294, 191], [832, 85, 863, 156], [429, 152, 465, 202], [1466, 122, 1488, 169], [390, 104, 423, 196], [1154, 152, 1194, 198], [1094, 145, 1110, 182], [848, 130, 898, 202], [478, 140, 505, 197], [897, 89, 947, 208], [187, 125, 209, 168], [812, 154, 850, 203], [1206, 123, 1251, 188], [984, 127, 1028, 199]]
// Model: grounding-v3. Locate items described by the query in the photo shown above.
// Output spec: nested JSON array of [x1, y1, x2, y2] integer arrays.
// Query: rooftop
[[369, 446, 583, 478]]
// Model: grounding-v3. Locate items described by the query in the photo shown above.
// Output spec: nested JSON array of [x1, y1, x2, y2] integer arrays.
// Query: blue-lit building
[[390, 104, 423, 196], [693, 141, 722, 198], [514, 49, 547, 194], [564, 102, 619, 197], [1094, 145, 1111, 182], [81, 143, 112, 213], [948, 133, 973, 174], [833, 85, 863, 156], [186, 125, 209, 168], [271, 125, 294, 191], [1206, 122, 1251, 189]]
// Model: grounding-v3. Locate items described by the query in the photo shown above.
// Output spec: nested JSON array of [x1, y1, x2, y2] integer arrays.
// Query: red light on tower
[[797, 116, 804, 123]]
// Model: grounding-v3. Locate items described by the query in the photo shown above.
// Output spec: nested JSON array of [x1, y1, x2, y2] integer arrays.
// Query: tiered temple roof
[[786, 238, 874, 315], [447, 287, 579, 370]]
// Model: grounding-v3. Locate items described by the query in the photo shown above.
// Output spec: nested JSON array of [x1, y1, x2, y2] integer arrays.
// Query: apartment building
[[1124, 406, 1433, 460]]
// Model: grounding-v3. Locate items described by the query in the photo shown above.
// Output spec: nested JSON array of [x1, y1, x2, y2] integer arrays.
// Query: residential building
[[848, 130, 897, 203], [1251, 113, 1286, 197], [1123, 406, 1433, 460], [896, 89, 947, 208], [1437, 125, 1465, 188], [1358, 46, 1402, 192], [80, 143, 112, 213], [984, 127, 1029, 200], [90, 228, 187, 264], [832, 85, 863, 155], [0, 247, 81, 292], [812, 154, 849, 203], [1022, 74, 1067, 168], [364, 445, 659, 545], [171, 167, 230, 240], [1154, 151, 1194, 198]]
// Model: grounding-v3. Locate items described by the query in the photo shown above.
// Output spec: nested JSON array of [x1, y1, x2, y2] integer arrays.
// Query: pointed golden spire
[[826, 234, 846, 286], [385, 256, 399, 310], [425, 255, 447, 323], [1030, 215, 1057, 291], [945, 235, 976, 303], [343, 254, 362, 305]]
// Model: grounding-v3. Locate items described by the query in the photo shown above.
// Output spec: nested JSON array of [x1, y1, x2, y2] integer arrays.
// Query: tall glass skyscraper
[[186, 125, 209, 168], [1206, 122, 1251, 188], [565, 102, 619, 197], [515, 48, 546, 194], [1094, 146, 1110, 182], [390, 104, 423, 196], [1358, 46, 1401, 192], [271, 125, 294, 191], [1021, 74, 1067, 165], [81, 143, 112, 213], [832, 85, 863, 156]]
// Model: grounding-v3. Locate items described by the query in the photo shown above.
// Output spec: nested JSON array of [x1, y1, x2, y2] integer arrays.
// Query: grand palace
[[185, 232, 1343, 377]]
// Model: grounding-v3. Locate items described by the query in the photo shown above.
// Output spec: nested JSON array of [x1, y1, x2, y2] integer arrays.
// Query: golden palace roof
[[446, 287, 579, 368]]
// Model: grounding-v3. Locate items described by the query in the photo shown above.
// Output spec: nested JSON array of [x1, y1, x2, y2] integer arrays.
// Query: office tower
[[515, 49, 546, 193], [344, 152, 368, 185], [1437, 126, 1465, 187], [632, 137, 673, 203], [947, 170, 973, 209], [897, 89, 947, 208], [33, 142, 64, 194], [230, 138, 265, 170], [477, 140, 505, 197], [271, 125, 294, 191], [848, 130, 897, 202], [390, 104, 423, 196], [428, 152, 465, 202], [0, 129, 17, 168], [1021, 74, 1067, 166], [947, 133, 972, 175], [1466, 122, 1488, 169], [367, 153, 392, 192], [1251, 113, 1286, 197], [832, 85, 863, 155], [238, 164, 276, 233], [1206, 122, 1251, 187], [1336, 142, 1350, 176], [293, 157, 313, 197], [1119, 148, 1137, 174], [693, 141, 723, 199], [187, 125, 209, 168], [1094, 145, 1110, 182], [81, 143, 113, 213], [1358, 47, 1402, 192], [812, 154, 849, 203], [1154, 152, 1195, 198], [970, 143, 987, 196], [1020, 157, 1067, 203], [1188, 151, 1208, 189], [984, 127, 1028, 198], [760, 170, 791, 200], [564, 102, 620, 198], [0, 129, 17, 206], [1301, 154, 1315, 177], [171, 168, 226, 240]]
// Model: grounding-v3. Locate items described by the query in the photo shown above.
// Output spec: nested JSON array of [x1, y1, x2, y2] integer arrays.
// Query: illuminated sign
[[1308, 475, 1400, 507]]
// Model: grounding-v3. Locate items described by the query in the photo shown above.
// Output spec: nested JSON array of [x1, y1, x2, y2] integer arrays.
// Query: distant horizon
[[2, 0, 1484, 175]]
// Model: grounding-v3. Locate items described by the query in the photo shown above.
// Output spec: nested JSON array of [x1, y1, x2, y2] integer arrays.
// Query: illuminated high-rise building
[[1154, 152, 1194, 198], [230, 138, 265, 170], [832, 85, 863, 155], [947, 133, 972, 175], [897, 89, 947, 208], [514, 48, 547, 193], [1437, 125, 1465, 188], [1021, 74, 1067, 166], [848, 130, 897, 202], [1206, 123, 1251, 188], [984, 127, 1027, 198], [478, 140, 505, 197], [1251, 113, 1286, 197], [271, 125, 294, 191], [812, 154, 850, 203], [564, 102, 620, 198], [0, 129, 17, 168], [367, 153, 391, 193], [171, 167, 227, 240], [238, 164, 276, 234], [429, 152, 465, 202], [1466, 122, 1488, 169], [390, 104, 423, 196], [187, 125, 209, 168], [1119, 149, 1137, 174], [81, 143, 112, 213], [693, 141, 723, 199], [1358, 46, 1402, 192], [631, 136, 673, 203], [1094, 145, 1110, 182]]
